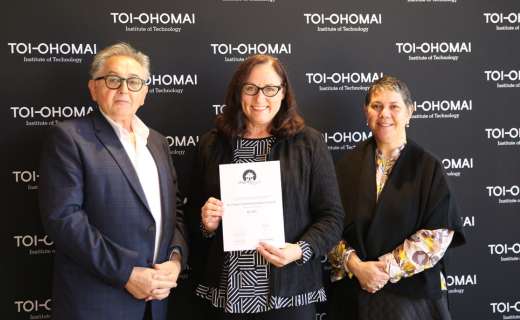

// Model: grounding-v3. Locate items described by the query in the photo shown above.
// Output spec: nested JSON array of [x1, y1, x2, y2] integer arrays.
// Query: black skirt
[[357, 290, 451, 320], [328, 282, 451, 320]]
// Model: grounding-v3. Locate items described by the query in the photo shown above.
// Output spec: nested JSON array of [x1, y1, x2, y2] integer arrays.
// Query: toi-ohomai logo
[[242, 169, 257, 183]]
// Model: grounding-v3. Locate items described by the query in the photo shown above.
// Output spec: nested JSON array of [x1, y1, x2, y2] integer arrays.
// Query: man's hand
[[147, 257, 182, 301], [125, 266, 178, 300]]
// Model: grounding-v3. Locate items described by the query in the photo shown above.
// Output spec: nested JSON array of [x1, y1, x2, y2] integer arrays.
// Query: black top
[[335, 137, 466, 299], [187, 126, 344, 297], [195, 136, 325, 313]]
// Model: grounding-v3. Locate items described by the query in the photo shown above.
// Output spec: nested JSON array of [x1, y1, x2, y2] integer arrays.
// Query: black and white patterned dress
[[196, 136, 326, 313]]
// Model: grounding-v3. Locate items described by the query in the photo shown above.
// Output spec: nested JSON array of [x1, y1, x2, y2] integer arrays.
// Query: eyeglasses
[[94, 75, 146, 92], [242, 83, 283, 97]]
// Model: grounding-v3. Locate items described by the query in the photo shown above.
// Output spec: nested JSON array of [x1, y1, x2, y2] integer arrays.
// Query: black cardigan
[[187, 126, 344, 297], [335, 137, 466, 299]]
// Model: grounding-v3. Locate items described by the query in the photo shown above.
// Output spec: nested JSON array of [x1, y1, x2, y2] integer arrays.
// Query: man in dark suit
[[39, 42, 188, 320]]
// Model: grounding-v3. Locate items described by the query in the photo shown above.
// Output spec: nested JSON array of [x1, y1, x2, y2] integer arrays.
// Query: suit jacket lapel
[[146, 134, 172, 246], [90, 111, 151, 213]]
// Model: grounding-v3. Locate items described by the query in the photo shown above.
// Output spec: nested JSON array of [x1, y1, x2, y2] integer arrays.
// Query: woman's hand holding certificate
[[219, 161, 285, 252]]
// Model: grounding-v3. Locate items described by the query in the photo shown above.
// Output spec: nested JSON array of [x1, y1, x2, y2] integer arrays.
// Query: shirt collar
[[99, 109, 149, 142], [375, 142, 406, 162]]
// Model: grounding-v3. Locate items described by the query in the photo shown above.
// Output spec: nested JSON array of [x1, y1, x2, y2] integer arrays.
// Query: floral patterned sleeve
[[328, 240, 356, 282], [378, 229, 454, 283]]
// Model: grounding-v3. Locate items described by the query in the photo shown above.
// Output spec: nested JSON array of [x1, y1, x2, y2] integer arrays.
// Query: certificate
[[219, 161, 285, 252]]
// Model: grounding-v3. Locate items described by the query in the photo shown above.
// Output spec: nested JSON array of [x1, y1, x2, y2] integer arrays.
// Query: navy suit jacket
[[39, 110, 188, 320]]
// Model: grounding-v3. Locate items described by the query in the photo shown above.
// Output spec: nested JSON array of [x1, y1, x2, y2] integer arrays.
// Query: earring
[[406, 122, 410, 128]]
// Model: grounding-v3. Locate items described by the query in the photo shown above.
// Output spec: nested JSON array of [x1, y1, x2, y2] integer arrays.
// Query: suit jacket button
[[148, 225, 155, 233]]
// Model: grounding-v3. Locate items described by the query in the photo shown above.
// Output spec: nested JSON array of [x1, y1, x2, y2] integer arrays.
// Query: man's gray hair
[[90, 42, 150, 79]]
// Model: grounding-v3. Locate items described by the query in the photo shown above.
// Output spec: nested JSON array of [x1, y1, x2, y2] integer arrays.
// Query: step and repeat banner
[[2, 0, 519, 319]]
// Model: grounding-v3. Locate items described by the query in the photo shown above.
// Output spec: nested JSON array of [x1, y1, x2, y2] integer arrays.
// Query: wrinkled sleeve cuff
[[295, 241, 313, 265]]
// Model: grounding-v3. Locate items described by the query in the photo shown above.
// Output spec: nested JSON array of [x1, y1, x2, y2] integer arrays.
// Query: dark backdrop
[[2, 1, 519, 319]]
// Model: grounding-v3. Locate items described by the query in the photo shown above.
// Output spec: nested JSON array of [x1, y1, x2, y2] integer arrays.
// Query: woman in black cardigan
[[328, 76, 465, 320], [188, 54, 344, 320]]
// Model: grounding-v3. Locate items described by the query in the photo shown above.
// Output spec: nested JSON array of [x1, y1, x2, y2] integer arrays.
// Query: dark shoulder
[[281, 126, 331, 156], [290, 126, 324, 144], [47, 113, 98, 143], [197, 129, 232, 161], [299, 126, 322, 139], [336, 137, 373, 169], [39, 114, 98, 154], [199, 128, 221, 148], [54, 113, 92, 132], [405, 139, 442, 169]]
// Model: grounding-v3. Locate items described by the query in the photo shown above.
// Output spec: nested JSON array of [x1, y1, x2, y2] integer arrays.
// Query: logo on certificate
[[241, 169, 258, 184]]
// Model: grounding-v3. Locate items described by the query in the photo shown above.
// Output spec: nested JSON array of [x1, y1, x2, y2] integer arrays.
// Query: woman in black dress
[[189, 54, 344, 320], [329, 75, 466, 320]]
